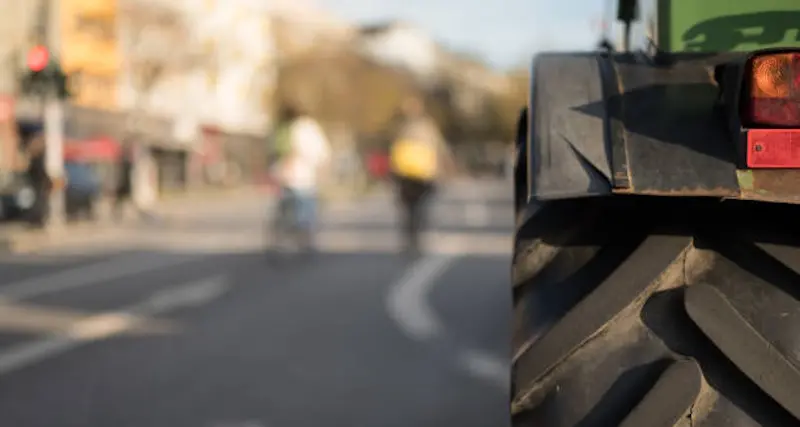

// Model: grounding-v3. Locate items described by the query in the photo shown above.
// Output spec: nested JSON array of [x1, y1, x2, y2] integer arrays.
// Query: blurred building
[[357, 22, 439, 86], [60, 0, 120, 110], [181, 0, 277, 136], [117, 0, 196, 123], [2, 0, 123, 131], [268, 0, 354, 58], [437, 51, 511, 119], [117, 0, 279, 136], [0, 1, 39, 176], [356, 21, 511, 119], [0, 1, 40, 96]]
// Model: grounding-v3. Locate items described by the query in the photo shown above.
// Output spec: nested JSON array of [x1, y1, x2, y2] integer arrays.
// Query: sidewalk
[[154, 186, 265, 215], [0, 182, 385, 254], [0, 186, 259, 254], [0, 221, 129, 254]]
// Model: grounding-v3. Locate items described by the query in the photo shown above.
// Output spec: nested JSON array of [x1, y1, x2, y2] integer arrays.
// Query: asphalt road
[[0, 178, 513, 427]]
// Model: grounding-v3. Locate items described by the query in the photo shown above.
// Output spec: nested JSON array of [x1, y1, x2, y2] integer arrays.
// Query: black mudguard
[[524, 53, 613, 201], [521, 51, 800, 206]]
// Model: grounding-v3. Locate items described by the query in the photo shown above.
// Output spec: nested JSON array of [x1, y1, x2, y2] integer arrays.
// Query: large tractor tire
[[511, 196, 800, 426], [513, 107, 528, 215]]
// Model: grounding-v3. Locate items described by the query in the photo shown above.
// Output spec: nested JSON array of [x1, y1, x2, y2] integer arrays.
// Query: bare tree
[[114, 1, 212, 208], [118, 1, 211, 139]]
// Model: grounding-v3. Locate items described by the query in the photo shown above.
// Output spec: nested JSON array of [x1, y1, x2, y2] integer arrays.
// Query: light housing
[[741, 51, 800, 168], [746, 52, 800, 127]]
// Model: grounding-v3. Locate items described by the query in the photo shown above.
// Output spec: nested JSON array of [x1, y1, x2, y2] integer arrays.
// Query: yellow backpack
[[390, 138, 438, 181]]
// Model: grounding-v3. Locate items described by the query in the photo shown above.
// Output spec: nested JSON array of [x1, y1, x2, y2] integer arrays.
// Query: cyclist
[[389, 96, 454, 257], [269, 103, 331, 253]]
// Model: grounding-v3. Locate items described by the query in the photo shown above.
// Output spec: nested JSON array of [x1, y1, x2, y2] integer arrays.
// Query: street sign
[[27, 45, 49, 72]]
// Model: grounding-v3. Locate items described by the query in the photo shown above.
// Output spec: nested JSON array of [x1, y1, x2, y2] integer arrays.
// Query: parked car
[[0, 172, 36, 221]]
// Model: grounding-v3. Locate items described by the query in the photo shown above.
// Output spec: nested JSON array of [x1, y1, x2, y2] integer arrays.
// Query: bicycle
[[264, 187, 316, 264]]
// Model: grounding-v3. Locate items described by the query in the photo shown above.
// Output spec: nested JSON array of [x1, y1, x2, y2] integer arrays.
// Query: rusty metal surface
[[737, 170, 800, 204], [598, 56, 631, 189], [613, 186, 738, 197], [611, 54, 741, 196], [606, 169, 800, 205]]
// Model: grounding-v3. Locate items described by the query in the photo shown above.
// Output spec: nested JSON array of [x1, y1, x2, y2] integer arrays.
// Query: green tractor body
[[631, 0, 800, 54], [511, 1, 800, 426], [648, 0, 800, 53]]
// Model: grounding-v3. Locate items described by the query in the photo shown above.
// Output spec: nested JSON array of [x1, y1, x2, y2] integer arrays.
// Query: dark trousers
[[27, 179, 51, 227], [395, 176, 434, 253]]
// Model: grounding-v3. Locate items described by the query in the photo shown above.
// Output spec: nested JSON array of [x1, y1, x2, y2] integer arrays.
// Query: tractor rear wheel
[[511, 196, 800, 426]]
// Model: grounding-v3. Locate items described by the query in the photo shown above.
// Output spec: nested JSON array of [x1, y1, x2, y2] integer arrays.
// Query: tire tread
[[512, 199, 800, 426]]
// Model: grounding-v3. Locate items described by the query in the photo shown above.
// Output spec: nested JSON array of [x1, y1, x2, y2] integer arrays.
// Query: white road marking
[[386, 255, 509, 390], [145, 276, 229, 311], [0, 276, 229, 376], [68, 312, 141, 341], [457, 349, 509, 390], [0, 252, 203, 301], [386, 256, 455, 339]]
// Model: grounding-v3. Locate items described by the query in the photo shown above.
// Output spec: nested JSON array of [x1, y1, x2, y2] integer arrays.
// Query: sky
[[319, 0, 608, 69]]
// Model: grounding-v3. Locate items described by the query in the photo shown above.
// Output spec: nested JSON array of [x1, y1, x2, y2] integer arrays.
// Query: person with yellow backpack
[[389, 96, 454, 257]]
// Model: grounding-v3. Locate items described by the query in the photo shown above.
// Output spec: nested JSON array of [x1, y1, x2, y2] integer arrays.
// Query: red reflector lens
[[747, 129, 800, 168], [749, 53, 800, 127]]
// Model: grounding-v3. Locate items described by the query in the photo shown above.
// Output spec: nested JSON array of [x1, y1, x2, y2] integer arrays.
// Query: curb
[[0, 222, 125, 254]]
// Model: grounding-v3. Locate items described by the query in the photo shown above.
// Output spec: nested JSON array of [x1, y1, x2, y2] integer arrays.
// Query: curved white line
[[386, 256, 453, 340], [386, 255, 509, 389], [457, 349, 509, 390]]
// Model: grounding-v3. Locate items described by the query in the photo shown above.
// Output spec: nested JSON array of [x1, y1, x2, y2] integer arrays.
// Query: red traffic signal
[[27, 45, 49, 72]]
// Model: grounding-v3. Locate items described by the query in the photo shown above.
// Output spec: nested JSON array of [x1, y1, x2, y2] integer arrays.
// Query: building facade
[[60, 0, 120, 110], [357, 22, 439, 86]]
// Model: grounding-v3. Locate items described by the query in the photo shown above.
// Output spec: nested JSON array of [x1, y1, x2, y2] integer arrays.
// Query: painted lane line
[[386, 256, 455, 340], [457, 349, 509, 390], [0, 276, 229, 376], [386, 255, 509, 390], [0, 253, 204, 301], [144, 276, 230, 311]]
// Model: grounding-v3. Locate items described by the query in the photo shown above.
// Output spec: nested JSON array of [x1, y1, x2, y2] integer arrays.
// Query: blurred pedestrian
[[269, 103, 331, 252], [24, 130, 50, 228], [112, 138, 157, 223], [389, 96, 454, 257]]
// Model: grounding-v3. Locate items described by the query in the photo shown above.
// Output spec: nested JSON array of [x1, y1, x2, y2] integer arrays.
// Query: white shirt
[[277, 117, 331, 191]]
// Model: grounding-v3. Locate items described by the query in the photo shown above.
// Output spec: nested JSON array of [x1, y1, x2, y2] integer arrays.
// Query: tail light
[[747, 52, 800, 127], [745, 52, 800, 168]]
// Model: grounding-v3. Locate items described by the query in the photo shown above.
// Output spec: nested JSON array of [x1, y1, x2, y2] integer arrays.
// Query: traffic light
[[50, 63, 71, 99], [27, 45, 49, 72], [20, 46, 71, 100]]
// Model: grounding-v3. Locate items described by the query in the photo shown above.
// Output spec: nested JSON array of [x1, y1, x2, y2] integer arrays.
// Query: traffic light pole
[[43, 93, 65, 230], [43, 0, 65, 230]]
